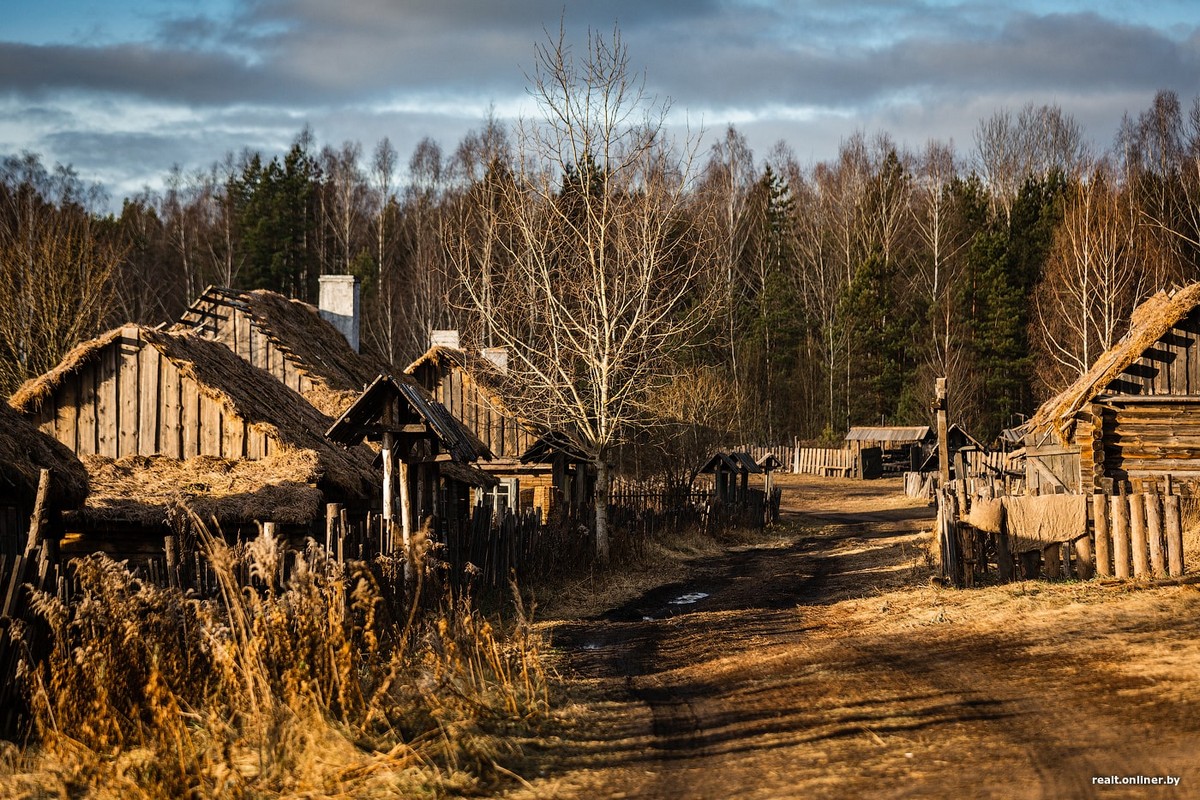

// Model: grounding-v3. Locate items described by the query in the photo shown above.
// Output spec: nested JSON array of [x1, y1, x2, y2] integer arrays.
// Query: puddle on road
[[668, 592, 710, 606]]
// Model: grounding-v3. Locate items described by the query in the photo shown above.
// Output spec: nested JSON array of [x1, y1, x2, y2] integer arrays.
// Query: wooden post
[[1145, 493, 1167, 578], [382, 431, 395, 551], [1093, 493, 1111, 577], [1165, 493, 1184, 577], [1043, 544, 1062, 579], [399, 460, 413, 584], [164, 535, 180, 589], [935, 378, 950, 489], [1073, 535, 1094, 580], [1129, 494, 1150, 578], [996, 507, 1014, 583], [325, 503, 342, 555], [1112, 495, 1131, 579]]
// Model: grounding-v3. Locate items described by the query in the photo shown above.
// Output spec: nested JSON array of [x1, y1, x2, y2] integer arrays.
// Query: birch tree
[[450, 25, 714, 562]]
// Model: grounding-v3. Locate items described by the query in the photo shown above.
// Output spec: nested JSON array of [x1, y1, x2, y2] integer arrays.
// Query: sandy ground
[[500, 474, 1200, 799]]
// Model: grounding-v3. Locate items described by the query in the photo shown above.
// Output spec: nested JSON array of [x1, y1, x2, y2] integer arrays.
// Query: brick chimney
[[318, 275, 360, 353]]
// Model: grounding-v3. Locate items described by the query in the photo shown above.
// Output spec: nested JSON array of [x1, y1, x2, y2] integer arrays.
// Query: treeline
[[3, 91, 1200, 443]]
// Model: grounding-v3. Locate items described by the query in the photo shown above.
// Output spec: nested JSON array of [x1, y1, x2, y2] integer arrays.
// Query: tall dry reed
[[4, 519, 551, 798]]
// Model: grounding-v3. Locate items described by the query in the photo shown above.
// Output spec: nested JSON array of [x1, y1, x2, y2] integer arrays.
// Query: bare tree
[[321, 140, 367, 275], [451, 24, 715, 562], [1035, 159, 1141, 388], [0, 157, 123, 394]]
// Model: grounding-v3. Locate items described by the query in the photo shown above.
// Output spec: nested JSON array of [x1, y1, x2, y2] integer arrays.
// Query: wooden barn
[[8, 325, 377, 552], [405, 343, 588, 517], [846, 426, 934, 474], [175, 283, 381, 418], [0, 402, 89, 558], [1025, 283, 1200, 494]]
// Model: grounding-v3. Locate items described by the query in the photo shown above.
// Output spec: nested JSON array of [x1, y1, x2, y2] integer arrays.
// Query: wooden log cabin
[[8, 325, 377, 554], [0, 402, 89, 559], [1025, 283, 1200, 493], [405, 344, 589, 518], [175, 285, 382, 418]]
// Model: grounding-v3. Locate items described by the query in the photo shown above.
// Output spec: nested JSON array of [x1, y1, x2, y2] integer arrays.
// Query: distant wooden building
[[846, 426, 934, 475], [175, 285, 381, 418], [9, 325, 377, 548], [405, 344, 587, 517], [1025, 283, 1200, 493], [0, 402, 89, 557]]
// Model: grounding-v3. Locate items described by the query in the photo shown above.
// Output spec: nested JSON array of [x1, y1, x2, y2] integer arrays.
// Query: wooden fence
[[793, 447, 856, 477], [937, 480, 1191, 588]]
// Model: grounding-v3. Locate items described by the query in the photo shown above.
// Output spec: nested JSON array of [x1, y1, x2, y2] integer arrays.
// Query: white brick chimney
[[319, 275, 360, 353]]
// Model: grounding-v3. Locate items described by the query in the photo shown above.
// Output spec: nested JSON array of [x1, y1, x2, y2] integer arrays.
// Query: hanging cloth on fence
[[964, 497, 1004, 534], [1001, 495, 1087, 553]]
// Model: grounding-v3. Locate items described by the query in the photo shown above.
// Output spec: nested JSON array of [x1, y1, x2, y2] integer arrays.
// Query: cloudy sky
[[3, 1, 1198, 204]]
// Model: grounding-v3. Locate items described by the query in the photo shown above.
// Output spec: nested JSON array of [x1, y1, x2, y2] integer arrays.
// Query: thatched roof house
[[1024, 283, 1200, 493], [0, 402, 89, 553], [10, 325, 377, 533], [175, 286, 383, 417]]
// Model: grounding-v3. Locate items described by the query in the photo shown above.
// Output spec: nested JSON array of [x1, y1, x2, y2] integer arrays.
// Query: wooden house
[[8, 325, 377, 550], [405, 345, 587, 517], [0, 402, 89, 558], [1025, 283, 1200, 493], [175, 285, 381, 418]]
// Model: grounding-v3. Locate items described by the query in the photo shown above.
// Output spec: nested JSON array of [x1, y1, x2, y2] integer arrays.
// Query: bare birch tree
[[450, 25, 714, 562]]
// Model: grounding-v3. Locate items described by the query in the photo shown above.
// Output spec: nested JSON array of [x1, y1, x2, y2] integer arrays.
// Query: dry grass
[[0, 521, 551, 799]]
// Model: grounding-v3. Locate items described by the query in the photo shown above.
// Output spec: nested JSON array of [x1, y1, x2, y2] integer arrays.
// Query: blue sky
[[2, 1, 1197, 204]]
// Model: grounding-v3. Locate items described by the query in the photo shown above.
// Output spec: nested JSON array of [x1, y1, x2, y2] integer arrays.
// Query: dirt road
[[508, 475, 1200, 799]]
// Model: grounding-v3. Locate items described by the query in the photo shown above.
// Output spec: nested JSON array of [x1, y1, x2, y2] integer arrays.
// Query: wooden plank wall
[[425, 363, 536, 459], [35, 329, 272, 460], [1109, 310, 1200, 396], [193, 300, 314, 398]]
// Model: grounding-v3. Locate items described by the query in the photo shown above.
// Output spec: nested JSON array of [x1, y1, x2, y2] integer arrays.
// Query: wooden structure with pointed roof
[[1024, 283, 1200, 492], [9, 325, 377, 539]]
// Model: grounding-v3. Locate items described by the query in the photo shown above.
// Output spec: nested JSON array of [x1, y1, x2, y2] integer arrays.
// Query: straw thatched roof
[[1026, 283, 1200, 444], [76, 451, 323, 526], [177, 286, 385, 417], [10, 325, 378, 505], [0, 402, 89, 507]]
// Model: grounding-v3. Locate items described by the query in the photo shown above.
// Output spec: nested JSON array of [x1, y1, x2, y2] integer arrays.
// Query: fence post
[[1130, 494, 1150, 578], [1112, 495, 1131, 579], [1092, 493, 1111, 578], [1145, 493, 1167, 578], [1165, 493, 1184, 577]]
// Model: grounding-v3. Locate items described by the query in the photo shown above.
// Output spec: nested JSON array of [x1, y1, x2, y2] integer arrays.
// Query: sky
[[2, 0, 1198, 206]]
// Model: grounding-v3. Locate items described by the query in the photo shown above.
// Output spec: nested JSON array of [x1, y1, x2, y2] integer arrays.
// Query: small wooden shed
[[9, 325, 377, 545], [1025, 283, 1200, 493], [176, 286, 382, 417]]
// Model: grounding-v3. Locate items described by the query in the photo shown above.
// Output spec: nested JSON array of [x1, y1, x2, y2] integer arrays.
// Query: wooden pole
[[1129, 494, 1149, 578], [325, 503, 342, 555], [1073, 535, 1094, 580], [382, 431, 395, 551], [1043, 544, 1062, 579], [1112, 494, 1131, 579], [935, 378, 950, 489], [1145, 493, 1166, 578], [996, 505, 1014, 582], [1165, 493, 1184, 577], [399, 460, 413, 584], [1092, 493, 1111, 577]]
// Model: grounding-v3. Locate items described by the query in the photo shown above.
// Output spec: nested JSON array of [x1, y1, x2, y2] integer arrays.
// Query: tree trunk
[[595, 458, 611, 564]]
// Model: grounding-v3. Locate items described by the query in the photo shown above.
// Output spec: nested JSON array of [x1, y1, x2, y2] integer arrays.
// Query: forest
[[3, 88, 1200, 448]]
